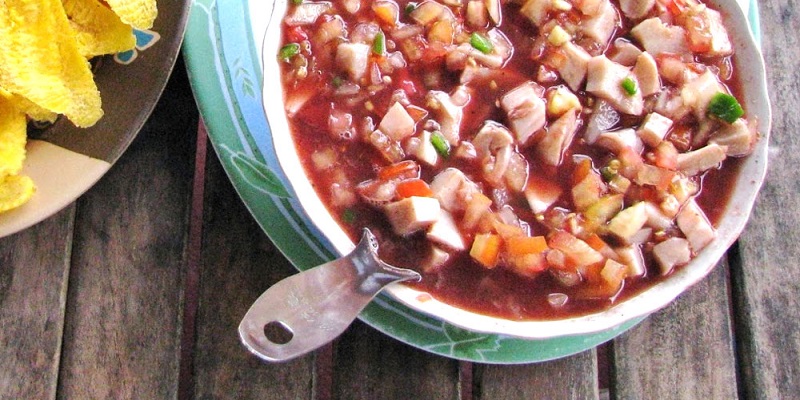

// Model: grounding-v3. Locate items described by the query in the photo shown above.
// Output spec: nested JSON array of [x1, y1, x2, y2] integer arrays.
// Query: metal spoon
[[238, 228, 421, 362]]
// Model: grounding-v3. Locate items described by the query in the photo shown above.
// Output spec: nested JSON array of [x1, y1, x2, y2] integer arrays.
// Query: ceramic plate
[[185, 0, 762, 363], [0, 2, 192, 238]]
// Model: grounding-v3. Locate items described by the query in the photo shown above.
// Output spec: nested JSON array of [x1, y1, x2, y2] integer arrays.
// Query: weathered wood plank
[[476, 350, 598, 400], [611, 260, 738, 399], [56, 67, 197, 399], [333, 320, 461, 399], [0, 208, 74, 400], [729, 2, 800, 398], [192, 148, 316, 399]]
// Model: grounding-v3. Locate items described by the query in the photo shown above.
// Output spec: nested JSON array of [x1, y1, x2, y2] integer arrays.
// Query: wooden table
[[1, 3, 797, 398]]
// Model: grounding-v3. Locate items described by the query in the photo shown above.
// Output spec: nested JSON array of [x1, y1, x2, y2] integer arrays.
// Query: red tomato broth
[[280, 0, 756, 320]]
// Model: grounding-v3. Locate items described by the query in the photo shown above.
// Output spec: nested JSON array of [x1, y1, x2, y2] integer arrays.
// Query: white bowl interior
[[263, 0, 771, 339]]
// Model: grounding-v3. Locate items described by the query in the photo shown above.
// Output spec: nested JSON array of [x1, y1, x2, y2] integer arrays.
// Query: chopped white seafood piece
[[558, 42, 592, 92], [409, 130, 440, 166], [619, 0, 655, 20], [597, 128, 644, 155], [586, 56, 644, 115], [575, 0, 605, 15], [580, 0, 618, 47], [384, 196, 441, 236], [676, 199, 716, 252], [615, 245, 646, 277], [466, 0, 488, 28], [681, 70, 728, 121], [633, 52, 660, 97], [636, 112, 673, 147], [584, 99, 620, 144], [654, 87, 691, 121], [486, 0, 502, 24], [342, 0, 360, 13], [644, 201, 674, 230], [524, 178, 563, 213], [335, 42, 370, 82], [379, 102, 416, 141], [504, 152, 529, 192], [423, 246, 451, 273], [688, 6, 733, 57], [427, 210, 466, 250], [709, 118, 759, 157], [676, 143, 727, 176], [537, 108, 580, 166], [500, 82, 546, 144], [609, 38, 642, 66], [285, 1, 332, 26], [652, 237, 692, 274], [519, 0, 551, 27], [430, 168, 481, 213], [446, 29, 512, 69], [426, 86, 470, 145], [473, 121, 515, 185], [631, 18, 691, 59], [409, 1, 455, 25], [607, 202, 648, 242]]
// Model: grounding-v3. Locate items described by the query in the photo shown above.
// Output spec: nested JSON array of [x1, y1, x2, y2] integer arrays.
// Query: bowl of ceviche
[[263, 0, 770, 339]]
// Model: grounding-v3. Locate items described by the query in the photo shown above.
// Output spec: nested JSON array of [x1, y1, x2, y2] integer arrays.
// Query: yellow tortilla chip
[[0, 87, 58, 123], [0, 93, 28, 177], [0, 0, 103, 128], [63, 0, 137, 58], [0, 174, 35, 213], [104, 0, 157, 30]]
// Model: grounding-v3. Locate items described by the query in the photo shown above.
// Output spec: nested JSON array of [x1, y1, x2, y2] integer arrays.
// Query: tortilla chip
[[63, 0, 137, 58], [0, 93, 28, 177], [0, 0, 103, 128], [104, 0, 158, 30], [0, 175, 35, 213]]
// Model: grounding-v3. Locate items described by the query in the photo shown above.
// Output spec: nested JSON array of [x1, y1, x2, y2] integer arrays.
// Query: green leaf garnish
[[707, 92, 744, 123], [279, 43, 300, 60]]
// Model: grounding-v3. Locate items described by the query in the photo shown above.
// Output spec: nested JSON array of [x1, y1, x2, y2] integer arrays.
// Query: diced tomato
[[396, 179, 434, 198], [463, 193, 493, 231], [548, 230, 605, 269], [378, 160, 420, 181], [372, 1, 399, 26], [684, 14, 713, 53], [285, 26, 308, 43], [506, 236, 549, 256], [665, 0, 689, 16], [654, 141, 679, 170], [470, 233, 502, 268]]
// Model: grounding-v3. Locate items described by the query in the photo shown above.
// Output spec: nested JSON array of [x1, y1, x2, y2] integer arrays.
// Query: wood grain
[[56, 67, 197, 399], [192, 149, 316, 399], [332, 321, 460, 399], [610, 260, 738, 399], [729, 2, 800, 398], [475, 350, 598, 400], [0, 209, 74, 399]]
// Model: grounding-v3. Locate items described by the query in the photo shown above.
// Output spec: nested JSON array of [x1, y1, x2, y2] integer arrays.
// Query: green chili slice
[[279, 43, 300, 60], [405, 2, 417, 15], [707, 92, 744, 123], [372, 31, 386, 56], [621, 77, 637, 96], [470, 32, 494, 54], [431, 132, 450, 158]]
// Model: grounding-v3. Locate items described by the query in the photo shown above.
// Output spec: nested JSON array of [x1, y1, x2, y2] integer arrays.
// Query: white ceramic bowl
[[263, 0, 771, 339]]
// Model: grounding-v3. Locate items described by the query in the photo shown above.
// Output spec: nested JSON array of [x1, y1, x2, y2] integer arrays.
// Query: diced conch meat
[[335, 42, 370, 82], [430, 168, 481, 213], [579, 0, 619, 47], [709, 118, 759, 157], [676, 142, 726, 176], [285, 1, 332, 26], [596, 128, 644, 155], [586, 56, 644, 115], [486, 0, 502, 24], [410, 130, 440, 166], [557, 42, 592, 92], [519, 0, 552, 27], [537, 108, 580, 166], [681, 69, 727, 121], [619, 0, 655, 20], [584, 99, 620, 144], [379, 102, 416, 141], [426, 86, 470, 145], [631, 18, 692, 59], [427, 210, 466, 250], [652, 237, 691, 274], [632, 52, 660, 97], [500, 81, 546, 144], [384, 196, 442, 236], [676, 199, 716, 252], [525, 176, 563, 213], [473, 121, 515, 185], [636, 112, 673, 147], [684, 6, 733, 57], [609, 38, 643, 66]]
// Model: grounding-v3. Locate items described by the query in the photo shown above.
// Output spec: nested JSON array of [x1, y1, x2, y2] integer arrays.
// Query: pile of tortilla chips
[[0, 0, 157, 213]]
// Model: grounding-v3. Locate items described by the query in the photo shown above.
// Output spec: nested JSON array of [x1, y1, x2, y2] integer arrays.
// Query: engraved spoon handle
[[238, 228, 421, 362]]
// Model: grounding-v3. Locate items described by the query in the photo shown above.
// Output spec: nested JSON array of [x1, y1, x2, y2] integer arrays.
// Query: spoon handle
[[239, 229, 421, 362]]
